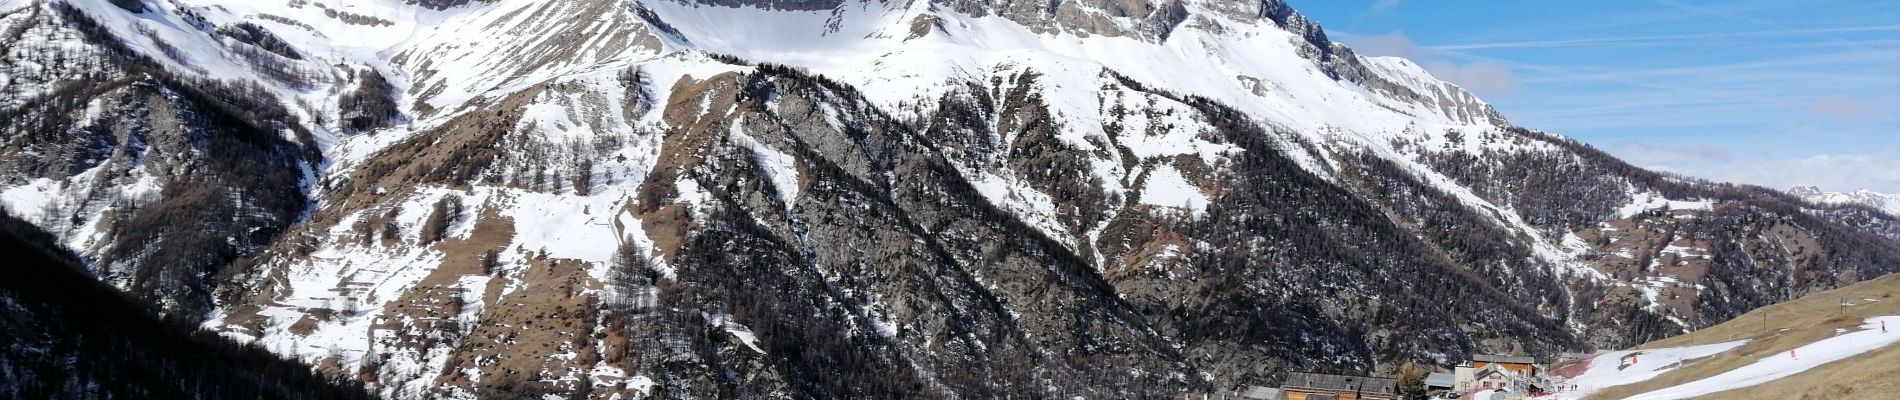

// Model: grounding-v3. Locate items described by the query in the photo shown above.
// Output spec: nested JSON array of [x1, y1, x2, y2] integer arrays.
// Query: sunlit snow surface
[[1140, 165, 1210, 213], [1537, 316, 1900, 400], [1623, 316, 1900, 400], [1543, 340, 1748, 397]]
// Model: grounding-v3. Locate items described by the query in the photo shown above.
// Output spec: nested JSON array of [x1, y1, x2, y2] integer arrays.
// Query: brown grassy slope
[[1585, 273, 1900, 399]]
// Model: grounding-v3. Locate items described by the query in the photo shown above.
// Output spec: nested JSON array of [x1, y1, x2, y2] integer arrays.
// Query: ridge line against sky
[[1291, 0, 1900, 193]]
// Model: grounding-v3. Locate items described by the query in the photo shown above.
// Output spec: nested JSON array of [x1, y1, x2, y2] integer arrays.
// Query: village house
[[1469, 355, 1538, 376], [1452, 355, 1546, 394], [1453, 363, 1518, 393], [1276, 372, 1400, 400]]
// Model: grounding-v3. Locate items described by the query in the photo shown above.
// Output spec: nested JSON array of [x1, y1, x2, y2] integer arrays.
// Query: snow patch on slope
[[728, 123, 802, 204], [1140, 165, 1208, 213], [498, 190, 626, 265], [1618, 192, 1715, 219], [964, 168, 1071, 242]]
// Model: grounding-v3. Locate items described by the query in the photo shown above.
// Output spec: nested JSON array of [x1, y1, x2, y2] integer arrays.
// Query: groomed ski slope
[[1621, 316, 1900, 400], [1535, 316, 1900, 400], [1558, 340, 1749, 394]]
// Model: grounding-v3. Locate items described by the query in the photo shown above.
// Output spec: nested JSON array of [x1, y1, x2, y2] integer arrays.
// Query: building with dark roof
[[1277, 372, 1399, 400]]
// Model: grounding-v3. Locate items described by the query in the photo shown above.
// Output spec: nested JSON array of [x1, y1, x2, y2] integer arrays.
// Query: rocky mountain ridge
[[1, 0, 1897, 398]]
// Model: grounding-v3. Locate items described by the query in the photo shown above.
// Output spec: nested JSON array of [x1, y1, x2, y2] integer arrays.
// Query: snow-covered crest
[[38, 0, 1504, 152], [637, 0, 1502, 136]]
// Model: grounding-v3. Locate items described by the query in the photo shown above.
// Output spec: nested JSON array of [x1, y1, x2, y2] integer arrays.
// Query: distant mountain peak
[[1791, 186, 1900, 215]]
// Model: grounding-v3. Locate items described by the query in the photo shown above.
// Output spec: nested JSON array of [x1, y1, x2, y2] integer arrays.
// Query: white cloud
[[1342, 32, 1523, 97], [1624, 149, 1900, 193], [1609, 138, 1900, 192], [1722, 154, 1900, 193]]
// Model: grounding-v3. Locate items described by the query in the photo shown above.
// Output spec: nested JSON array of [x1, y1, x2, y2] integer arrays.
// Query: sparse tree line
[[485, 127, 645, 195]]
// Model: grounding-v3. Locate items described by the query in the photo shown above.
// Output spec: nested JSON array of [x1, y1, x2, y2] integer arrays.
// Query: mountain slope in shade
[[0, 0, 1897, 398], [0, 206, 376, 400]]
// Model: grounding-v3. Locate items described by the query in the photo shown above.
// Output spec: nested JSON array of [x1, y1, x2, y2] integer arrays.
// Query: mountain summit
[[2, 0, 1897, 398]]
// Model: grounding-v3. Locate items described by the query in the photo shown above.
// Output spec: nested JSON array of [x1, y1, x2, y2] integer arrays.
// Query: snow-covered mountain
[[3, 0, 1898, 398], [1790, 186, 1900, 216]]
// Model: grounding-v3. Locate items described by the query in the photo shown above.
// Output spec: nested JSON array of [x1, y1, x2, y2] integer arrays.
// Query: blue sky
[[1290, 0, 1900, 192]]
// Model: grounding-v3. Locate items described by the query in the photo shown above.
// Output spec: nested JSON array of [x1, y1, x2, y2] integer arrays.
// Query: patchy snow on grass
[[1624, 316, 1900, 400]]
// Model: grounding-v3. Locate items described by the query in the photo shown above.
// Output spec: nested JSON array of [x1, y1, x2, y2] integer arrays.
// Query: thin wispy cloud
[[1428, 25, 1900, 51], [1369, 0, 1401, 13], [1655, 0, 1890, 52], [1509, 50, 1900, 85], [1811, 96, 1875, 123]]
